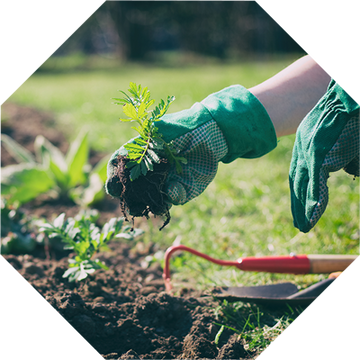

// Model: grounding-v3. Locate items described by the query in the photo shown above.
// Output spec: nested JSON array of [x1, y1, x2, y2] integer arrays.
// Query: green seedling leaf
[[1, 134, 36, 164], [112, 98, 128, 105], [94, 258, 109, 270], [214, 325, 225, 345], [147, 149, 160, 163], [66, 130, 89, 187], [63, 266, 80, 278], [101, 217, 120, 241], [126, 151, 141, 161], [34, 135, 67, 172], [53, 213, 66, 229], [144, 155, 154, 171], [70, 155, 108, 207], [34, 135, 69, 187], [175, 162, 183, 174], [145, 99, 155, 109], [148, 140, 164, 151], [140, 161, 148, 176], [1, 164, 55, 204], [66, 223, 78, 239], [126, 161, 139, 169], [125, 143, 146, 152], [137, 101, 146, 118], [74, 240, 89, 257], [114, 82, 182, 180], [119, 117, 133, 122], [116, 227, 144, 240], [130, 164, 142, 180], [134, 137, 148, 146], [123, 103, 138, 120]]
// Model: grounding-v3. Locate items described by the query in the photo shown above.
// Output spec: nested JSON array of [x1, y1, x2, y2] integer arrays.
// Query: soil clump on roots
[[106, 154, 172, 230]]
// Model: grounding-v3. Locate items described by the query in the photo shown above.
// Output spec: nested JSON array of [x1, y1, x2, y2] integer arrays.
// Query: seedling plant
[[107, 82, 186, 229], [39, 211, 144, 282]]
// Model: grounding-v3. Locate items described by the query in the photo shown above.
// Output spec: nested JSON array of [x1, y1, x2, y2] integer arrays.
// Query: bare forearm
[[249, 55, 331, 137]]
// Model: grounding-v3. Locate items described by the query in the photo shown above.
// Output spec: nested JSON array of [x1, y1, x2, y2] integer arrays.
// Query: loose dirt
[[1, 103, 253, 359], [107, 154, 171, 230]]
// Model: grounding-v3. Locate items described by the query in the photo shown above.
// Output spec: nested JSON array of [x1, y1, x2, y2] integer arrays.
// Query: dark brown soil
[[106, 154, 171, 231], [1, 103, 253, 359]]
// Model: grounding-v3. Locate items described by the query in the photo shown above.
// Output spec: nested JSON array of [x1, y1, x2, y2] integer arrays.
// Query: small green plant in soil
[[38, 211, 144, 282], [106, 82, 187, 230], [1, 131, 109, 207]]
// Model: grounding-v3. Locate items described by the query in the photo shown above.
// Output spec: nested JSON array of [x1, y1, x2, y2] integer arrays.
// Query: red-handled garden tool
[[162, 245, 358, 305]]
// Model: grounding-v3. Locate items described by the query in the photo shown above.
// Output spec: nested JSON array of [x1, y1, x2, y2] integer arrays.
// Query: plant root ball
[[107, 154, 172, 230]]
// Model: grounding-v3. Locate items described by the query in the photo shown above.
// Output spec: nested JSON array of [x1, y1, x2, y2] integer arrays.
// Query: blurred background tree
[[53, 1, 304, 62]]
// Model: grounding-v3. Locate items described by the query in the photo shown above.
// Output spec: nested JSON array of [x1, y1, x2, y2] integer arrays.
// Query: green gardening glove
[[106, 85, 277, 206], [155, 85, 277, 205], [289, 79, 359, 233]]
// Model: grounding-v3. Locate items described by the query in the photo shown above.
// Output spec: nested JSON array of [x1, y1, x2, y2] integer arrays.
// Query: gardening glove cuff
[[164, 120, 228, 205], [157, 85, 277, 205], [158, 85, 277, 162], [289, 79, 359, 233]]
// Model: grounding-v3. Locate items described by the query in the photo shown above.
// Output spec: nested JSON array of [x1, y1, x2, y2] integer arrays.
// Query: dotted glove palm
[[289, 80, 359, 233], [106, 85, 277, 206]]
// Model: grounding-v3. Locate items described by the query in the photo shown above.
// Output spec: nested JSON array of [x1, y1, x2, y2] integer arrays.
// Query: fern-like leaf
[[113, 83, 183, 181]]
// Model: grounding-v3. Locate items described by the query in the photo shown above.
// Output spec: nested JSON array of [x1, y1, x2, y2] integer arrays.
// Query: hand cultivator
[[163, 245, 358, 305]]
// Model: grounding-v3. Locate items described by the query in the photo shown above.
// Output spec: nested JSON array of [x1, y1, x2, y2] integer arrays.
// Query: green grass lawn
[[4, 53, 359, 355]]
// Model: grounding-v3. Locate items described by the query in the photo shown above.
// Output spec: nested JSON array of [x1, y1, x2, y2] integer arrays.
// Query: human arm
[[157, 55, 332, 205], [250, 55, 331, 137], [249, 56, 359, 232]]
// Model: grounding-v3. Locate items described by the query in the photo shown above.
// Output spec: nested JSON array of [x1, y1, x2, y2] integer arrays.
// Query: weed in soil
[[107, 154, 171, 231]]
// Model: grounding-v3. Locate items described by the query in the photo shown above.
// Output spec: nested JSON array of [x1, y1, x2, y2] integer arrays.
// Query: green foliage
[[213, 300, 302, 355], [1, 199, 38, 254], [38, 211, 144, 282], [113, 82, 187, 180], [1, 132, 109, 206]]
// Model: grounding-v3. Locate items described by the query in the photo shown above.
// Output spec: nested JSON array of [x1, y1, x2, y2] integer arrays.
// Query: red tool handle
[[163, 245, 357, 291], [236, 254, 310, 273], [163, 245, 311, 291]]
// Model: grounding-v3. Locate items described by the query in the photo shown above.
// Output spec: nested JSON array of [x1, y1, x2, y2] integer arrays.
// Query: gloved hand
[[106, 85, 277, 205], [289, 79, 359, 233]]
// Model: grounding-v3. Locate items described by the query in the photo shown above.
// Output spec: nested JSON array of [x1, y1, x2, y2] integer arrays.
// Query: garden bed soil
[[1, 103, 254, 359]]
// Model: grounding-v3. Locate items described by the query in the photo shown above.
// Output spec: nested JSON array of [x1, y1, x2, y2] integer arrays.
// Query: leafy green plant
[[38, 211, 144, 282], [1, 131, 109, 206], [113, 82, 187, 180]]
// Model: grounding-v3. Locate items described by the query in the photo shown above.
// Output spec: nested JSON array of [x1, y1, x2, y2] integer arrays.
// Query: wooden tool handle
[[308, 254, 358, 273]]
